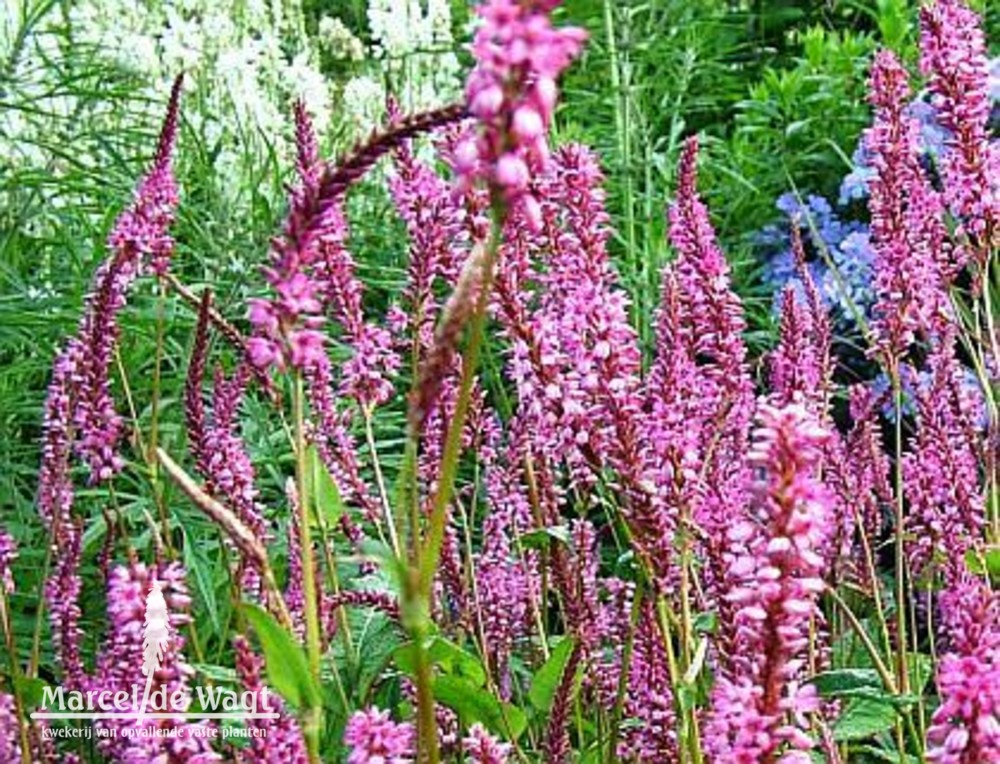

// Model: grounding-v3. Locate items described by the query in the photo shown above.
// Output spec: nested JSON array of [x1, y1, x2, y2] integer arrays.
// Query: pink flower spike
[[344, 707, 415, 764], [460, 0, 586, 205]]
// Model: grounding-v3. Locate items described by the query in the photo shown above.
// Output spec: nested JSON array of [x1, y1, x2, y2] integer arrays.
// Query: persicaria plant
[[1, 0, 997, 762]]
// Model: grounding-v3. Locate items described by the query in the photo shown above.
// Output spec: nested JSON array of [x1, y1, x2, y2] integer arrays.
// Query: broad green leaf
[[857, 745, 921, 764], [432, 675, 527, 740], [338, 610, 401, 705], [243, 604, 322, 712], [811, 668, 882, 698], [529, 637, 576, 713], [394, 637, 487, 686], [964, 547, 1000, 586], [520, 525, 571, 550], [14, 677, 49, 711], [832, 698, 898, 742]]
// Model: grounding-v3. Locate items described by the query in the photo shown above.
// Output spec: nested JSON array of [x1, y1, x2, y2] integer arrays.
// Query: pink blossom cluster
[[44, 520, 85, 691], [24, 0, 1000, 761], [0, 529, 15, 595], [186, 313, 269, 596], [919, 0, 999, 261], [462, 723, 510, 764], [646, 136, 755, 590], [71, 77, 182, 483], [344, 707, 415, 764], [927, 576, 1000, 763], [233, 635, 309, 763], [704, 403, 832, 764], [93, 562, 220, 762], [248, 103, 332, 372], [457, 0, 586, 223], [0, 693, 22, 762], [865, 50, 952, 359], [903, 339, 985, 584]]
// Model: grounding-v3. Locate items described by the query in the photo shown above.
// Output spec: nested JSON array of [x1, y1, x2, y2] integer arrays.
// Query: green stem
[[293, 373, 323, 764], [407, 205, 503, 763], [364, 405, 400, 556], [890, 367, 910, 697], [417, 215, 501, 595], [149, 277, 171, 548], [607, 579, 643, 764], [0, 588, 32, 763]]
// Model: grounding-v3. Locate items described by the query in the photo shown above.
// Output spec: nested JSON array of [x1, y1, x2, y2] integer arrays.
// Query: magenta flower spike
[[920, 0, 998, 266], [0, 530, 16, 597], [74, 75, 182, 483], [927, 575, 1000, 763], [344, 707, 415, 764], [865, 50, 952, 360], [463, 723, 511, 764], [93, 562, 219, 762], [704, 403, 833, 764], [904, 338, 985, 585], [44, 521, 85, 692], [459, 0, 586, 222], [234, 635, 310, 763]]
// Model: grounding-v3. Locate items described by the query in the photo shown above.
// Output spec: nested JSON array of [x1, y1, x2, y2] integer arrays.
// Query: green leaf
[[907, 653, 933, 695], [14, 677, 49, 711], [243, 604, 322, 712], [520, 525, 571, 550], [964, 546, 1000, 586], [432, 675, 527, 740], [394, 637, 487, 686], [182, 531, 220, 634], [307, 445, 344, 529], [692, 611, 718, 635], [338, 608, 401, 707], [832, 698, 898, 742], [811, 668, 883, 698], [856, 745, 921, 764], [529, 637, 576, 713]]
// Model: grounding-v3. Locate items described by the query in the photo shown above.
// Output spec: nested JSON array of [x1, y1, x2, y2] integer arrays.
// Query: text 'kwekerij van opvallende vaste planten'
[[0, 0, 997, 762]]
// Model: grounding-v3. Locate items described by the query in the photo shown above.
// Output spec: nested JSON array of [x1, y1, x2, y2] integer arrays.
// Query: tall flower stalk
[[403, 2, 584, 761]]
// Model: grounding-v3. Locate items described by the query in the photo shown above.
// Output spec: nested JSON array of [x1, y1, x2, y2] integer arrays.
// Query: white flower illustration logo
[[136, 580, 170, 724]]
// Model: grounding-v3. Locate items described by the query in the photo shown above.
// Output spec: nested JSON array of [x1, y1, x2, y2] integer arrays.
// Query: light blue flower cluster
[[758, 59, 999, 327], [757, 193, 875, 323]]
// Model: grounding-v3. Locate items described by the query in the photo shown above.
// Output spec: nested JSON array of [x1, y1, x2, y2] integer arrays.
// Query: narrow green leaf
[[810, 668, 883, 698], [520, 525, 571, 550], [307, 445, 344, 529], [529, 637, 576, 713], [243, 604, 322, 712], [182, 532, 220, 634], [907, 653, 933, 695]]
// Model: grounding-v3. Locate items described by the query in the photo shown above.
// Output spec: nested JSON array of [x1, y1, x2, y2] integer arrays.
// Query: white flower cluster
[[365, 0, 461, 113], [1, 0, 461, 213]]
